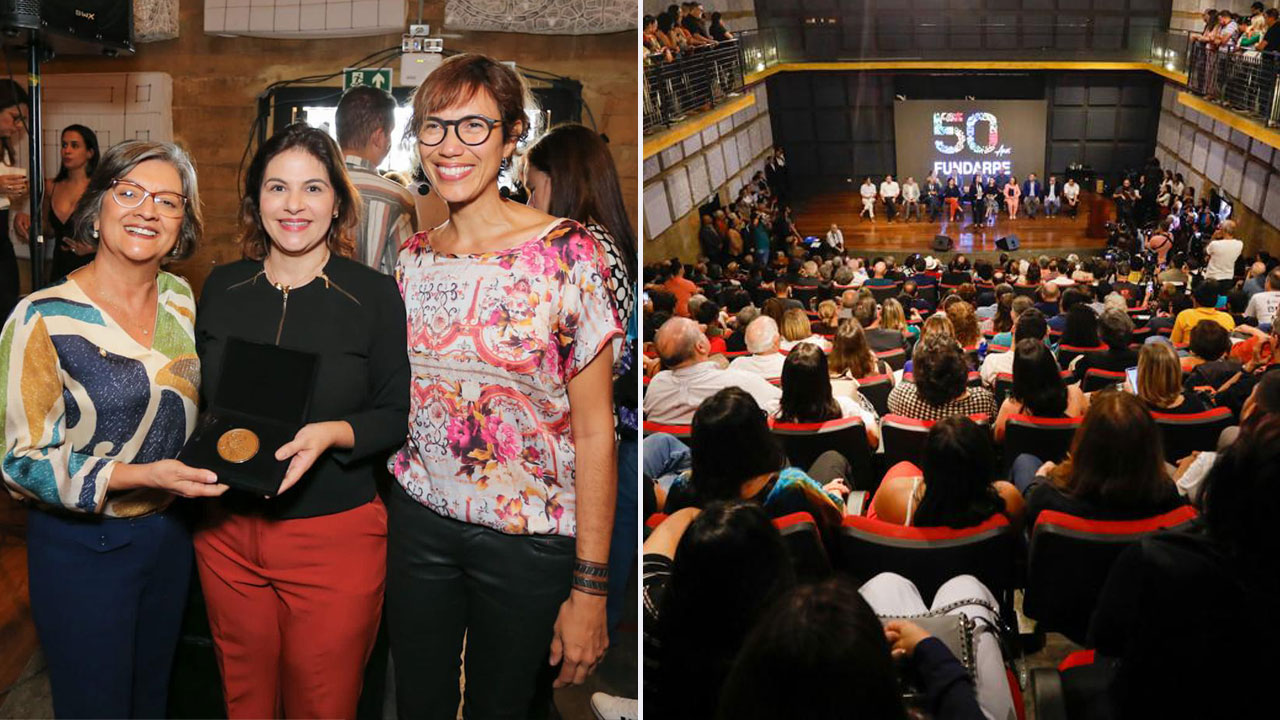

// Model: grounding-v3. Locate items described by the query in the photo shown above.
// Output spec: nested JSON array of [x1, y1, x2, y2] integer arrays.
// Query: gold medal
[[217, 428, 260, 464]]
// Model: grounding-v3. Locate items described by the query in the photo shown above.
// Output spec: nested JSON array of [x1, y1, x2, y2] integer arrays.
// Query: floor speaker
[[996, 234, 1021, 251], [931, 234, 954, 252]]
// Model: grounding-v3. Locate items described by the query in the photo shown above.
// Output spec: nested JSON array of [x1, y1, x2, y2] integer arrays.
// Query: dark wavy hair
[[1012, 338, 1069, 417], [54, 124, 100, 182], [656, 501, 795, 720], [716, 578, 907, 720], [690, 388, 786, 503], [524, 124, 636, 284], [913, 416, 1004, 528], [777, 342, 841, 423], [238, 123, 359, 261], [912, 334, 969, 406]]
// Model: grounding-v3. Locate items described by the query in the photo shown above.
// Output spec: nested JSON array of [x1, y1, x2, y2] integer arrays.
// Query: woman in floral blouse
[[389, 53, 622, 718]]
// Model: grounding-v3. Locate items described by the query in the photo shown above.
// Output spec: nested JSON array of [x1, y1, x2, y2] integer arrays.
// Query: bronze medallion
[[217, 428, 260, 464]]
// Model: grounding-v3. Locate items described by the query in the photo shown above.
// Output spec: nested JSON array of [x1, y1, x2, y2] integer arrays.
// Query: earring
[[91, 227, 99, 239]]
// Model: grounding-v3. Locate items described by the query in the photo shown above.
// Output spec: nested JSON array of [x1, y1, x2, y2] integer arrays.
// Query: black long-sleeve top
[[195, 256, 410, 520]]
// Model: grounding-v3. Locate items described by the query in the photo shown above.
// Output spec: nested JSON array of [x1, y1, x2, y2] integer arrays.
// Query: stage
[[793, 190, 1111, 257]]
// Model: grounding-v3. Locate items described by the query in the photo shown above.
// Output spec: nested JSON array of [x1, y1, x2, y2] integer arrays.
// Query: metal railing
[[1186, 40, 1280, 127], [643, 39, 744, 135], [1150, 29, 1192, 76]]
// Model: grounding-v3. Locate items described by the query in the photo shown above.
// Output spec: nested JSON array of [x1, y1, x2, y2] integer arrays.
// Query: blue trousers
[[1009, 453, 1045, 495], [26, 508, 193, 719]]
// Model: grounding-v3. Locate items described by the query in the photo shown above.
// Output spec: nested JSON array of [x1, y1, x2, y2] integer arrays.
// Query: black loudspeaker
[[931, 234, 954, 252], [0, 0, 134, 55], [996, 234, 1021, 251]]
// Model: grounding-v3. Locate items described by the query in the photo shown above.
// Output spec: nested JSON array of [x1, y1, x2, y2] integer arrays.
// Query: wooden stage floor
[[793, 191, 1109, 256]]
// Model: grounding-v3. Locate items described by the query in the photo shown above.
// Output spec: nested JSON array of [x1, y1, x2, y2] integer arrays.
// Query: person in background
[[1063, 177, 1080, 218], [825, 222, 844, 252], [1, 140, 221, 717], [523, 122, 639, 655], [901, 176, 921, 222], [335, 85, 426, 274], [1044, 174, 1062, 217], [1171, 281, 1235, 344], [1003, 175, 1022, 219], [995, 339, 1087, 442], [40, 124, 100, 280], [860, 177, 878, 221], [0, 80, 29, 321], [1022, 173, 1043, 219], [1134, 341, 1207, 415]]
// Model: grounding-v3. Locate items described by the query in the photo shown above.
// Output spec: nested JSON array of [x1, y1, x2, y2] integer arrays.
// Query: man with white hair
[[728, 316, 788, 380], [644, 317, 781, 424]]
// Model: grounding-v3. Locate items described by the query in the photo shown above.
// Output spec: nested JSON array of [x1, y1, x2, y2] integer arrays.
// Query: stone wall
[[38, 0, 636, 294]]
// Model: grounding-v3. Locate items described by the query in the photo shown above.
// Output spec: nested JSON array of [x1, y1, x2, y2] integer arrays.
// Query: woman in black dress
[[45, 124, 100, 281]]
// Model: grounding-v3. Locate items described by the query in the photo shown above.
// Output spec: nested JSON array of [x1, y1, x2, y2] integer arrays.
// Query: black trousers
[[386, 482, 575, 720]]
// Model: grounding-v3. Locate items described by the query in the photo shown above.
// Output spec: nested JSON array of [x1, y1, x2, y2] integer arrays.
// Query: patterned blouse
[[392, 218, 622, 537], [886, 381, 998, 421], [1, 273, 200, 517]]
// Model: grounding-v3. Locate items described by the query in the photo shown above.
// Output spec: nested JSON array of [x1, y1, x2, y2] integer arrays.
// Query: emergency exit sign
[[343, 68, 393, 91]]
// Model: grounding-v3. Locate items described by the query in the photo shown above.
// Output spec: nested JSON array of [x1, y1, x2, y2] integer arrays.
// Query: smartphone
[[1125, 366, 1139, 394]]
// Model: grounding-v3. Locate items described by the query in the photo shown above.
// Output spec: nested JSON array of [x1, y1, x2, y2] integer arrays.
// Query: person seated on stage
[[880, 174, 900, 223], [775, 343, 880, 450], [1003, 175, 1022, 219], [981, 307, 1047, 387], [1022, 173, 1043, 219], [779, 308, 831, 352], [983, 176, 1001, 220], [901, 176, 921, 222], [728, 316, 787, 381], [1073, 308, 1138, 382], [1063, 177, 1081, 217], [859, 177, 878, 220], [1134, 341, 1208, 416], [872, 415, 1024, 528], [888, 334, 998, 421], [854, 295, 909, 354], [995, 339, 1088, 443], [643, 317, 781, 424], [924, 173, 943, 222], [1044, 175, 1063, 217], [829, 319, 895, 400], [1008, 392, 1186, 528], [943, 177, 963, 221]]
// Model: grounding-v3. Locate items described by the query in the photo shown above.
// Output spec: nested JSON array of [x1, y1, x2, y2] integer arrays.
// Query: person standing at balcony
[[709, 11, 733, 42], [1258, 9, 1280, 121], [860, 177, 877, 221], [880, 174, 900, 223]]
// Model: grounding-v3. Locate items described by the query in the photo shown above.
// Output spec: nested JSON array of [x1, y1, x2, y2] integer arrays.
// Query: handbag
[[878, 597, 1001, 705]]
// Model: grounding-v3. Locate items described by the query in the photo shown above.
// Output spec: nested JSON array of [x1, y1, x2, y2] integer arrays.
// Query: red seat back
[[774, 511, 831, 582], [856, 374, 894, 416], [643, 421, 693, 439], [769, 416, 876, 491], [839, 513, 1018, 608], [1151, 407, 1233, 463], [876, 347, 908, 371], [1024, 506, 1198, 644], [1080, 368, 1127, 393], [1003, 415, 1081, 474]]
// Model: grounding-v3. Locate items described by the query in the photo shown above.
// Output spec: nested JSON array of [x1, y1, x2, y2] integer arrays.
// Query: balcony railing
[[644, 39, 745, 135], [1185, 40, 1280, 128]]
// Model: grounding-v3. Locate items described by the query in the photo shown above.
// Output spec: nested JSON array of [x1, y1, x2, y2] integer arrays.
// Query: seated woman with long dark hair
[[995, 339, 1087, 442], [828, 319, 893, 400], [1135, 341, 1207, 414], [871, 416, 1023, 528], [776, 342, 879, 449], [1009, 392, 1185, 528], [1059, 303, 1101, 349], [660, 388, 850, 535], [643, 501, 794, 720]]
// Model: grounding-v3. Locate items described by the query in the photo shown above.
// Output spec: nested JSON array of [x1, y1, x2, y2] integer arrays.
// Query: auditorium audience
[[888, 335, 998, 420], [828, 319, 893, 398], [775, 342, 880, 449], [778, 307, 830, 351], [994, 339, 1088, 442], [644, 317, 780, 423], [1171, 280, 1235, 344], [980, 308, 1047, 387], [727, 315, 786, 380], [1072, 307, 1137, 380], [1136, 342, 1209, 414]]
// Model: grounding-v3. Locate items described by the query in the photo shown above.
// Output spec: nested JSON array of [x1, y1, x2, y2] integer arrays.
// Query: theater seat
[[769, 416, 876, 491], [876, 347, 908, 371], [1057, 344, 1107, 372], [882, 414, 991, 470], [1023, 506, 1198, 645], [868, 283, 902, 304], [773, 511, 831, 582], [643, 421, 692, 439], [1003, 415, 1081, 474], [1080, 368, 1127, 393], [1151, 407, 1233, 463], [838, 513, 1019, 617], [856, 374, 894, 416]]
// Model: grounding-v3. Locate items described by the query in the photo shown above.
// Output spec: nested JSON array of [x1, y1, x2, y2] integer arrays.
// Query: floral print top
[[392, 218, 622, 536]]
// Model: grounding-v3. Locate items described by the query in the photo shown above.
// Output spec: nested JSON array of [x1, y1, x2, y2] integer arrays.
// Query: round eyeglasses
[[418, 115, 503, 147], [110, 179, 188, 218]]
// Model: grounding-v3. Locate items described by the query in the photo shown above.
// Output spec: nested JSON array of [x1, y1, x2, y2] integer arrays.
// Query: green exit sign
[[343, 68, 393, 91]]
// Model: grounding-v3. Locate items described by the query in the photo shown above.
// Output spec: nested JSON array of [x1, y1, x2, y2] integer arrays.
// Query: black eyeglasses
[[418, 115, 503, 147]]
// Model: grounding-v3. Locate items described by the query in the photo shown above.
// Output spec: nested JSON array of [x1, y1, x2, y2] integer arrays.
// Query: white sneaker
[[590, 692, 638, 720]]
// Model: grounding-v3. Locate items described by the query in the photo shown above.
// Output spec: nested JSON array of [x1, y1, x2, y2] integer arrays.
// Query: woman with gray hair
[[0, 139, 222, 717]]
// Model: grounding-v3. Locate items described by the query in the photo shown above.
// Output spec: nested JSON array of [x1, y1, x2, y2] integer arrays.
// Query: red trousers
[[194, 499, 387, 719]]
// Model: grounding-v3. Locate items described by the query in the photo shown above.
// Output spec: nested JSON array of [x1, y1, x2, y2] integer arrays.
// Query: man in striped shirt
[[336, 85, 418, 274]]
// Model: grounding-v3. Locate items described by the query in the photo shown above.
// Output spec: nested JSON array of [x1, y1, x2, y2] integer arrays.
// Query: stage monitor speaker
[[931, 234, 954, 252], [996, 235, 1021, 252], [0, 0, 134, 55]]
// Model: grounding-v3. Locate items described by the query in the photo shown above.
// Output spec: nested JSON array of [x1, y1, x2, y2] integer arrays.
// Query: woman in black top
[[1073, 307, 1138, 381], [45, 124, 100, 280], [193, 124, 409, 718]]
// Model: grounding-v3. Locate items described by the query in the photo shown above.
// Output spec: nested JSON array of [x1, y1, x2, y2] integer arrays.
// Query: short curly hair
[[912, 334, 969, 406]]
